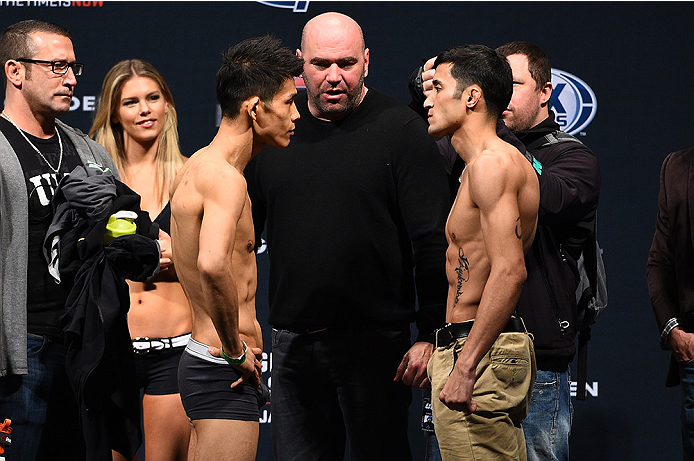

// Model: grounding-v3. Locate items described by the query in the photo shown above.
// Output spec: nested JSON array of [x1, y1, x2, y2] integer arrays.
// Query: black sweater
[[246, 89, 449, 341]]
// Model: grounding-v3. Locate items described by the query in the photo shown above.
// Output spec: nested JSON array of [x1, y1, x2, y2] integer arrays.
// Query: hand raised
[[421, 56, 437, 98]]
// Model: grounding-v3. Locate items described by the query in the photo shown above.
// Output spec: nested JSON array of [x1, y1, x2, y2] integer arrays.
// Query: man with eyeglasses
[[15, 58, 84, 77], [0, 19, 117, 461]]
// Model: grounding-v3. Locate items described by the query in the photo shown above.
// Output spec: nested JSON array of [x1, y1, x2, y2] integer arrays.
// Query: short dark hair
[[1, 20, 72, 83], [496, 41, 551, 92], [434, 44, 513, 119], [216, 35, 304, 119]]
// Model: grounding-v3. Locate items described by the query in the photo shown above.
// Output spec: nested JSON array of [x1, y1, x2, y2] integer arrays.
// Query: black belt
[[281, 327, 329, 335], [435, 316, 526, 348]]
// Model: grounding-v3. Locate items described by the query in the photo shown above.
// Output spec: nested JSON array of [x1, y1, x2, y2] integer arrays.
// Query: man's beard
[[305, 72, 366, 118], [504, 103, 541, 132]]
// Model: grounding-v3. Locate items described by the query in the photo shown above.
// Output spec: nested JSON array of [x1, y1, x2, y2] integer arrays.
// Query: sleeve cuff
[[661, 317, 680, 350], [415, 303, 447, 344]]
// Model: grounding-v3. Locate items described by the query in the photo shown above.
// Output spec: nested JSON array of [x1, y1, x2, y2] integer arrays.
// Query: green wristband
[[221, 341, 247, 365]]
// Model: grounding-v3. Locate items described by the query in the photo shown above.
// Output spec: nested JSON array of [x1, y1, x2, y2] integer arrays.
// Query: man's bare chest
[[446, 184, 480, 246]]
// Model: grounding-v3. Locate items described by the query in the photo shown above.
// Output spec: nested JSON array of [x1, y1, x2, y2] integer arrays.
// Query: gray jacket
[[0, 119, 119, 377]]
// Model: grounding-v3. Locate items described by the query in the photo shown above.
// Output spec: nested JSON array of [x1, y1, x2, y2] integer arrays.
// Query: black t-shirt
[[0, 117, 83, 336]]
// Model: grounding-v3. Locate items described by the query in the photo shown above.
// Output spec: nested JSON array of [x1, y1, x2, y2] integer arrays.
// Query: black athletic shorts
[[178, 337, 270, 421], [134, 344, 185, 395]]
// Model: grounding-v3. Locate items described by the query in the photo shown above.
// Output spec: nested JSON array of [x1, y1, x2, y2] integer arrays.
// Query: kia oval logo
[[550, 69, 597, 135]]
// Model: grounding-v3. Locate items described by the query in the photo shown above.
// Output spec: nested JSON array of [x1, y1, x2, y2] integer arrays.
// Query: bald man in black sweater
[[245, 12, 449, 461]]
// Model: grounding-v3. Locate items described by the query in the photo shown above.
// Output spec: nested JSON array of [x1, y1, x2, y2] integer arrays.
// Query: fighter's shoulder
[[199, 161, 245, 191], [469, 142, 531, 190], [179, 152, 244, 193], [476, 139, 524, 170]]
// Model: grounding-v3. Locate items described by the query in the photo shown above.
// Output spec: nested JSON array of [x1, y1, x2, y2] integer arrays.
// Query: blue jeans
[[424, 430, 442, 461], [523, 370, 573, 461], [422, 389, 442, 461], [270, 325, 413, 461], [0, 334, 84, 461], [679, 359, 694, 460]]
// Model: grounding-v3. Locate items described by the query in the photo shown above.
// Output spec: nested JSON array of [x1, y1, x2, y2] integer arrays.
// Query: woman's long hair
[[90, 59, 183, 210]]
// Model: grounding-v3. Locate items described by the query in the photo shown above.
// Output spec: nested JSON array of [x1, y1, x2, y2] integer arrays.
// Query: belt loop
[[518, 316, 527, 333]]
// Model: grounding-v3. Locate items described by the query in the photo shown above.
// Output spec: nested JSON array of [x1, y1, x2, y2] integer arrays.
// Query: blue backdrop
[[2, 1, 690, 459]]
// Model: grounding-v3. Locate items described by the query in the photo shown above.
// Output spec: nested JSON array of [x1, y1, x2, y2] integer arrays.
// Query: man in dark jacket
[[647, 148, 694, 459], [413, 41, 601, 461], [496, 41, 600, 461]]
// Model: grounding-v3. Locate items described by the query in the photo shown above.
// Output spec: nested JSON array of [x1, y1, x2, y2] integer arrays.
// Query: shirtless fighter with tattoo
[[169, 36, 302, 461], [423, 45, 540, 461]]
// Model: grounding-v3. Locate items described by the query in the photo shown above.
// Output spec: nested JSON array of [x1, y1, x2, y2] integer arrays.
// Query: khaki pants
[[428, 331, 536, 461]]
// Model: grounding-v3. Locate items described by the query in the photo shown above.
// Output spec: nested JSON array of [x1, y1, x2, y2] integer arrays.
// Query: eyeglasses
[[16, 59, 84, 76]]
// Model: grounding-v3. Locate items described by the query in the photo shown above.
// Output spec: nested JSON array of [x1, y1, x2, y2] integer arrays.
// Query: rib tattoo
[[454, 247, 470, 305]]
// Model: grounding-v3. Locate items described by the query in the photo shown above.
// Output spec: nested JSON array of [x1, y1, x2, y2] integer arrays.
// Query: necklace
[[1, 111, 63, 175]]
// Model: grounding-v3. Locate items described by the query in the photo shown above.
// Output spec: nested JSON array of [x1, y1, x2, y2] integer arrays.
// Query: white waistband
[[132, 332, 191, 351], [184, 337, 227, 365]]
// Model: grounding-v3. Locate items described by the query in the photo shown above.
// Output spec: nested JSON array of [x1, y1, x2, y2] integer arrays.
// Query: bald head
[[298, 12, 369, 121], [301, 12, 365, 54]]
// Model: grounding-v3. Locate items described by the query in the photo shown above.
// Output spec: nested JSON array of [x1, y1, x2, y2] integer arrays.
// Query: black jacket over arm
[[47, 166, 160, 460]]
